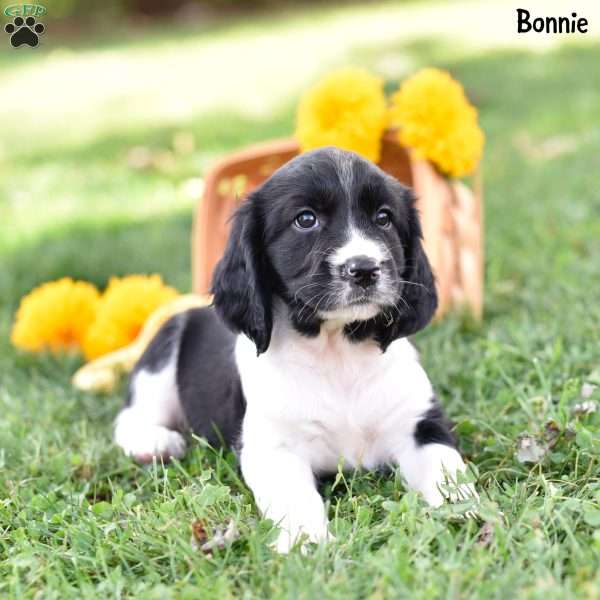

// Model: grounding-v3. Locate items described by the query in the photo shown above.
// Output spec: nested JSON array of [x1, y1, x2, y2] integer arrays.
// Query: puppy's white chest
[[299, 409, 390, 471], [286, 366, 391, 469], [237, 330, 433, 473]]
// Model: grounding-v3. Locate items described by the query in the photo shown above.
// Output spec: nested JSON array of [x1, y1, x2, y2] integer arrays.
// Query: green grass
[[1, 1, 600, 597]]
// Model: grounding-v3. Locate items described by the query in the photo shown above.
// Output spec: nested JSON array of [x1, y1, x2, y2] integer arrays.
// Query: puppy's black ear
[[377, 194, 438, 350], [211, 195, 272, 355]]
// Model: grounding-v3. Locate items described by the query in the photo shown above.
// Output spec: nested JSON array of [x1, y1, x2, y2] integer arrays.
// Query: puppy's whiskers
[[310, 290, 340, 320], [394, 295, 411, 314], [395, 278, 431, 291], [293, 281, 326, 303], [297, 291, 326, 320]]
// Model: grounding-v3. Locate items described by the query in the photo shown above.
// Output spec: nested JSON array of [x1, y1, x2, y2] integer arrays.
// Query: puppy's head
[[212, 147, 437, 354]]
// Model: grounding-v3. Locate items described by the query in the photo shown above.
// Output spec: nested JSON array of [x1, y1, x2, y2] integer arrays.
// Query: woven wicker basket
[[192, 131, 484, 319]]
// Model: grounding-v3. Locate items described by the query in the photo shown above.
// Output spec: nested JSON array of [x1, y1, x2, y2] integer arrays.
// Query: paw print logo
[[5, 16, 45, 48]]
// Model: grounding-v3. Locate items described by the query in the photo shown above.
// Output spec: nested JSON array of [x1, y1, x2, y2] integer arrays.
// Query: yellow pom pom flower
[[389, 68, 484, 178], [296, 67, 387, 162], [83, 275, 178, 360], [11, 278, 100, 353]]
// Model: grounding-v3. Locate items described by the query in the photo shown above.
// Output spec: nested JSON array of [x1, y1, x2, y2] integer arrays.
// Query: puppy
[[115, 147, 477, 552]]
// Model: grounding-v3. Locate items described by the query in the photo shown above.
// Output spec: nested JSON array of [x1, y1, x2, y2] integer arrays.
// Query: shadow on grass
[[1, 211, 194, 310]]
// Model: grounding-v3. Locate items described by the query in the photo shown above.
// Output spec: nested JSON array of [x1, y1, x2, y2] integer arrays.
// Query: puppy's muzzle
[[341, 255, 381, 290]]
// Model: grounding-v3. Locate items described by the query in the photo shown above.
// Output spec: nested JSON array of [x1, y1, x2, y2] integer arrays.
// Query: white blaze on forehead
[[332, 149, 354, 197], [329, 228, 387, 267]]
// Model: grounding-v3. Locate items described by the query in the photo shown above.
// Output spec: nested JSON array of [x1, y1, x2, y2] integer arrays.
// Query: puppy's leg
[[241, 441, 329, 553], [395, 403, 478, 507], [114, 318, 187, 463]]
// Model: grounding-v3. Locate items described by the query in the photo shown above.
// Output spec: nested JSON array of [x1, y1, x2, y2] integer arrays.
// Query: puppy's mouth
[[316, 286, 394, 323], [346, 279, 397, 307], [291, 274, 398, 324], [318, 301, 381, 323], [347, 290, 377, 305]]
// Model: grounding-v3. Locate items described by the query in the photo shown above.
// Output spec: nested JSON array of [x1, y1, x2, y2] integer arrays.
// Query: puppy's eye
[[374, 208, 392, 228], [294, 210, 319, 230]]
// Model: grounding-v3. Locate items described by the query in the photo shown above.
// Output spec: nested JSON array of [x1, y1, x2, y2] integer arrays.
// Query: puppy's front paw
[[399, 443, 479, 516], [115, 422, 187, 463], [273, 522, 333, 554], [423, 479, 480, 514], [424, 468, 480, 520]]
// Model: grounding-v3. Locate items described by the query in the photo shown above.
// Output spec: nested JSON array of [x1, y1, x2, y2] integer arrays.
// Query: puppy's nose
[[343, 256, 381, 289]]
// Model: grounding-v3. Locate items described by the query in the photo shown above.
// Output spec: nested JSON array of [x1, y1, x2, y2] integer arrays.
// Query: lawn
[[1, 1, 600, 598]]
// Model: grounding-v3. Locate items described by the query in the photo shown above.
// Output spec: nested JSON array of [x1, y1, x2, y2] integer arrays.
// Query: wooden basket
[[192, 131, 484, 320]]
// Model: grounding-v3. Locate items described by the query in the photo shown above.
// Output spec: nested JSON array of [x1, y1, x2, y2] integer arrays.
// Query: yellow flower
[[83, 275, 178, 360], [389, 68, 484, 178], [296, 67, 387, 162], [11, 278, 100, 353]]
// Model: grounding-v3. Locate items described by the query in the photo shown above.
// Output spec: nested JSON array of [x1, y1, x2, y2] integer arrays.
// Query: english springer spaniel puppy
[[115, 147, 477, 552]]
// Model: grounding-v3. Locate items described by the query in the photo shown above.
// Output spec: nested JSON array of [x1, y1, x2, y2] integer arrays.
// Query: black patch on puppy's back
[[176, 308, 246, 448]]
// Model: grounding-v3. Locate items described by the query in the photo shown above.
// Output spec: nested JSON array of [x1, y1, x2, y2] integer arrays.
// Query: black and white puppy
[[115, 147, 477, 552]]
